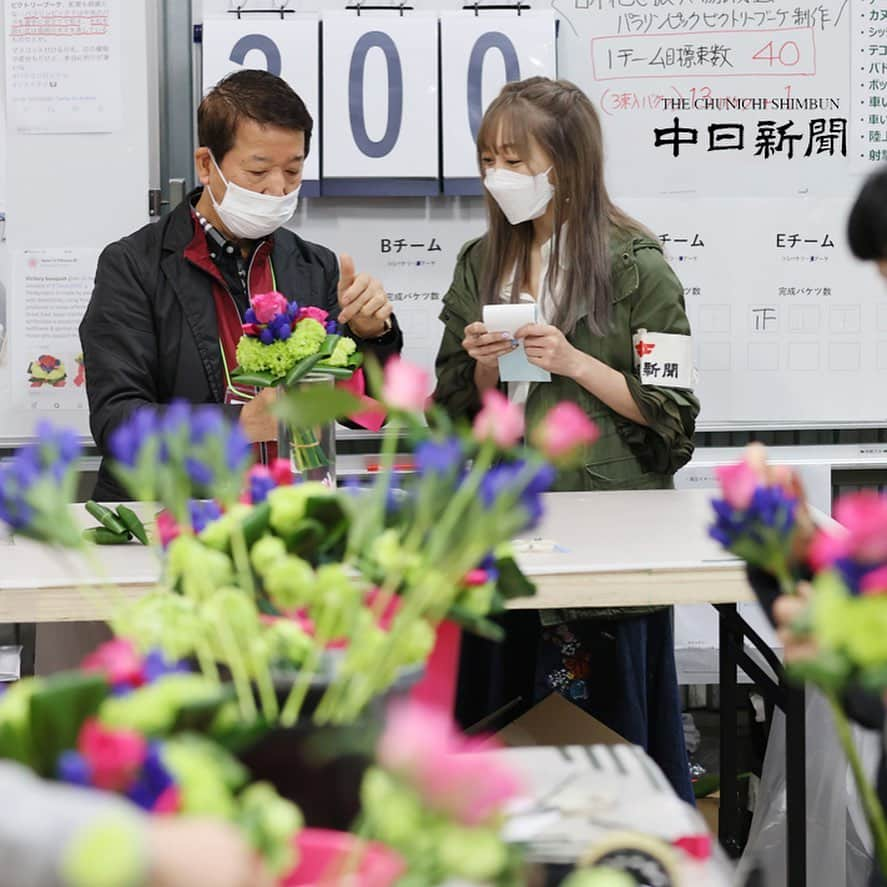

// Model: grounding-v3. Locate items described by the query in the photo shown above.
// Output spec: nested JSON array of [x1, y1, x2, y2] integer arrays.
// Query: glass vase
[[277, 373, 336, 486]]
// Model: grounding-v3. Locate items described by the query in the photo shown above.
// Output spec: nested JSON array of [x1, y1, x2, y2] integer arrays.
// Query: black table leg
[[785, 682, 807, 887], [15, 624, 36, 677], [718, 603, 743, 858]]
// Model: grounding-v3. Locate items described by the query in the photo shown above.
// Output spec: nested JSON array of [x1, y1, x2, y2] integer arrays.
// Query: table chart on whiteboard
[[552, 0, 887, 428]]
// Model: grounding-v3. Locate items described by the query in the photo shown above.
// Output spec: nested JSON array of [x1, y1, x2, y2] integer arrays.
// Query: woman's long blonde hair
[[477, 77, 653, 336]]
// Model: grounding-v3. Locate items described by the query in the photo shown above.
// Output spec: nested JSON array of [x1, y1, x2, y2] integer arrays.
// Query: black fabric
[[80, 189, 403, 502]]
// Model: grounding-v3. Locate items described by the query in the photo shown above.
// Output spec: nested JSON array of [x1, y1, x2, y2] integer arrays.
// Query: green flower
[[162, 735, 247, 818], [201, 587, 260, 639], [436, 823, 508, 881], [372, 529, 420, 575], [167, 535, 234, 599], [268, 483, 332, 535], [561, 870, 636, 887], [197, 505, 252, 553], [235, 319, 327, 379], [458, 582, 495, 617], [265, 619, 315, 666], [309, 565, 361, 636], [60, 814, 145, 887], [326, 337, 357, 368], [112, 593, 202, 662], [263, 555, 316, 611], [400, 619, 436, 665], [361, 767, 423, 845], [99, 674, 221, 736], [250, 535, 287, 575], [237, 782, 303, 875]]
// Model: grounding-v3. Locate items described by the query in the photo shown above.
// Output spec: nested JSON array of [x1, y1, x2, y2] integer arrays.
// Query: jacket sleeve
[[432, 241, 487, 421], [79, 241, 163, 457], [617, 244, 700, 475], [0, 761, 147, 887], [321, 251, 403, 371]]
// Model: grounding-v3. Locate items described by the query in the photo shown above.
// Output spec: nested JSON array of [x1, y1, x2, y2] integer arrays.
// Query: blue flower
[[415, 438, 463, 477], [326, 320, 340, 335], [260, 328, 275, 346], [709, 487, 796, 551], [277, 323, 292, 341], [244, 308, 257, 325], [225, 426, 251, 472], [189, 499, 222, 535], [287, 301, 300, 319], [480, 461, 553, 531], [127, 744, 175, 811], [185, 457, 213, 487], [0, 462, 34, 531], [189, 406, 224, 444], [109, 407, 158, 467], [250, 473, 276, 505], [143, 650, 191, 683], [57, 750, 92, 787]]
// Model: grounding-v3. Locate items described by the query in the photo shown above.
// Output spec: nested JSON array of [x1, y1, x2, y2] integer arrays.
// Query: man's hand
[[337, 254, 393, 339], [148, 819, 275, 887], [239, 388, 277, 443]]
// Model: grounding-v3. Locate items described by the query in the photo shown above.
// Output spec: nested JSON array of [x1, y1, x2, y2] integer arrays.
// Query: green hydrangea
[[198, 505, 252, 553], [361, 767, 423, 845], [236, 318, 327, 378], [250, 534, 287, 575], [263, 555, 316, 611], [162, 735, 245, 818], [561, 871, 636, 887], [268, 482, 332, 534], [201, 587, 260, 641], [372, 529, 420, 575], [61, 815, 145, 887], [112, 593, 202, 662], [326, 336, 357, 368], [400, 619, 436, 665], [436, 823, 508, 881], [457, 582, 495, 617], [99, 674, 221, 736], [237, 782, 303, 874], [265, 619, 314, 665], [309, 564, 361, 636], [167, 535, 234, 599]]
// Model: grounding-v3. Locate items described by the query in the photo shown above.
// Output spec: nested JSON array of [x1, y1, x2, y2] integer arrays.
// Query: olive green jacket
[[432, 229, 701, 621]]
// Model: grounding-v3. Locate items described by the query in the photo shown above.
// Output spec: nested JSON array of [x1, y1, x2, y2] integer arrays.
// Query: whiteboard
[[196, 0, 883, 430], [0, 0, 154, 445]]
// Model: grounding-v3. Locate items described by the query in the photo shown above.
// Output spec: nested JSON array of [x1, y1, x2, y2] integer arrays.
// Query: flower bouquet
[[228, 291, 364, 483], [0, 639, 304, 880], [708, 445, 887, 874]]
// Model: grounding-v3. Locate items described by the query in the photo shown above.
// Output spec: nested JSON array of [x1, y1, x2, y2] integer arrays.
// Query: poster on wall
[[554, 0, 853, 197], [10, 248, 97, 413], [4, 0, 123, 134], [202, 15, 321, 196]]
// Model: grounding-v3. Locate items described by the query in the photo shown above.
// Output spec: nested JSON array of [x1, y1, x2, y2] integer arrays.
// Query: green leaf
[[230, 371, 279, 388], [280, 518, 326, 558], [241, 501, 272, 549], [319, 334, 341, 358], [692, 773, 721, 798], [273, 385, 361, 429], [29, 673, 109, 776], [347, 351, 364, 369], [172, 687, 237, 734], [311, 365, 356, 380], [445, 606, 506, 641], [82, 527, 133, 545], [494, 556, 537, 602], [85, 501, 129, 535], [283, 353, 324, 388], [115, 505, 149, 545]]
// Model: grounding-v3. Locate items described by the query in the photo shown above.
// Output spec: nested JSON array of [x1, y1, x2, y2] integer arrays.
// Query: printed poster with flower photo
[[11, 247, 97, 413]]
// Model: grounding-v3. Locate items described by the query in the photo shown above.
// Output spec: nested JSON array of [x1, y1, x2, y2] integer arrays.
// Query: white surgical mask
[[484, 166, 554, 226], [207, 153, 300, 240]]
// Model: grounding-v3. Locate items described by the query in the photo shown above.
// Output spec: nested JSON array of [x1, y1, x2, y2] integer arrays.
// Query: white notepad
[[482, 303, 551, 384]]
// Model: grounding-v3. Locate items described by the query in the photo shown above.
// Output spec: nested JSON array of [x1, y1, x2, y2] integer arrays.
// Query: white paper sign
[[4, 0, 123, 134], [440, 11, 557, 194], [201, 16, 321, 194], [321, 12, 439, 194], [11, 248, 98, 412], [632, 328, 695, 388]]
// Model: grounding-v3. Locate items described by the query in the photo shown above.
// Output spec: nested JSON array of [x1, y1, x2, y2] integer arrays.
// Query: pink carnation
[[473, 390, 524, 449], [462, 569, 491, 587], [532, 402, 599, 461], [862, 565, 887, 596], [382, 358, 429, 412], [81, 639, 145, 690], [808, 529, 849, 571], [269, 458, 294, 487], [78, 719, 147, 792], [834, 491, 887, 564], [297, 306, 330, 325], [715, 459, 763, 511], [156, 510, 181, 549], [251, 291, 288, 324]]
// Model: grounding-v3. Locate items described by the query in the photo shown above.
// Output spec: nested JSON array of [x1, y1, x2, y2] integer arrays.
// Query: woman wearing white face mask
[[433, 77, 700, 805]]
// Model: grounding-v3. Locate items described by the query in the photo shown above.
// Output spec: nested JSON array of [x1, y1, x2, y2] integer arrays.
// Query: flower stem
[[826, 691, 887, 875]]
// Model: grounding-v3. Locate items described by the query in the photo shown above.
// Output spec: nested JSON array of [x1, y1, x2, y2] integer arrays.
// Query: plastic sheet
[[736, 689, 881, 887]]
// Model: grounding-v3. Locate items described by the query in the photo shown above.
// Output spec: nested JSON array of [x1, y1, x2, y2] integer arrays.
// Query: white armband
[[632, 329, 696, 389]]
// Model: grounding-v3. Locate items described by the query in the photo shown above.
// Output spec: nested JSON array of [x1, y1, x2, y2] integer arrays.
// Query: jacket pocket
[[583, 455, 670, 491]]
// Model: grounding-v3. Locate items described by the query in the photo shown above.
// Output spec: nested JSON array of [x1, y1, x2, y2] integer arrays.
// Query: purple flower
[[287, 301, 300, 318], [160, 401, 190, 436], [185, 457, 213, 487], [709, 486, 796, 550], [326, 320, 340, 335], [109, 407, 158, 467], [277, 323, 292, 341], [0, 463, 34, 531], [244, 308, 257, 325], [225, 426, 251, 473], [189, 499, 222, 535], [143, 650, 191, 683], [415, 438, 463, 477], [260, 328, 275, 346], [57, 750, 92, 787], [126, 744, 175, 811], [189, 406, 224, 444], [250, 472, 276, 505], [479, 461, 554, 531]]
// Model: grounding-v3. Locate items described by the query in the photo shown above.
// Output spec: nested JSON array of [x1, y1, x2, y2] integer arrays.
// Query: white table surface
[[0, 489, 751, 623]]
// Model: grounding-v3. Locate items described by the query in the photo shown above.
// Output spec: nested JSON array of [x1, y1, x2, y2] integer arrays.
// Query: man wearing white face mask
[[81, 71, 402, 502]]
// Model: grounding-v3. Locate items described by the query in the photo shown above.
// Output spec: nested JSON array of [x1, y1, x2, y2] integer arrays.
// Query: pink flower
[[808, 529, 849, 571], [152, 786, 182, 815], [834, 491, 887, 564], [473, 390, 524, 449], [382, 358, 429, 412], [674, 834, 712, 861], [269, 458, 294, 487], [862, 565, 887, 596], [715, 459, 763, 510], [156, 510, 181, 549], [251, 291, 288, 324], [297, 306, 329, 325], [82, 639, 145, 690], [531, 402, 599, 461], [377, 701, 522, 826], [242, 323, 261, 337], [78, 719, 147, 792], [462, 569, 491, 587]]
